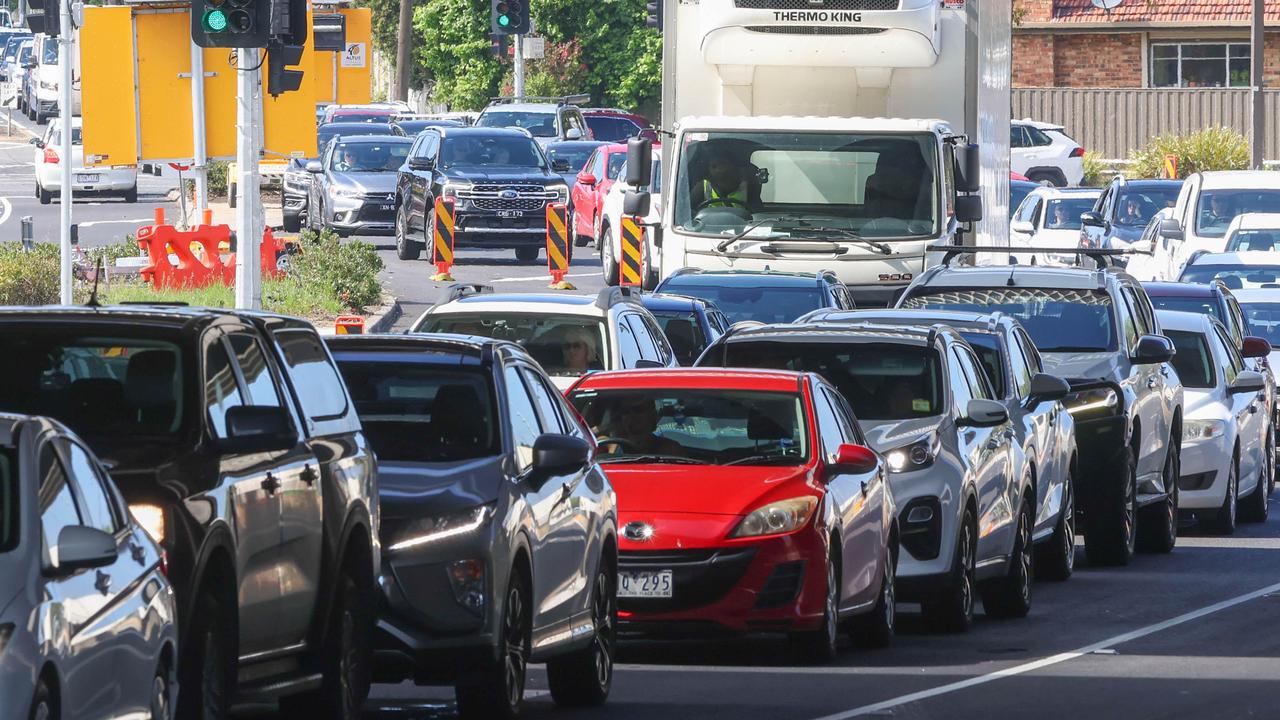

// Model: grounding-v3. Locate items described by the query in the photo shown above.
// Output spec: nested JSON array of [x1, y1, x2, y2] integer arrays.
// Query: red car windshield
[[568, 388, 809, 466]]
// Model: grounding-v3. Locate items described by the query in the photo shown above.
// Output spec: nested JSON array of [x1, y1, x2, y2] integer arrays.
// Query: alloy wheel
[[504, 582, 529, 710], [1062, 477, 1076, 575], [201, 625, 224, 720], [150, 667, 170, 720], [592, 570, 616, 689], [1017, 506, 1033, 605], [959, 521, 975, 619], [1124, 467, 1137, 557]]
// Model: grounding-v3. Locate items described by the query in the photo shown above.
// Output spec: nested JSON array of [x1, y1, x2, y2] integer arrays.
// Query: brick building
[[1014, 0, 1280, 88]]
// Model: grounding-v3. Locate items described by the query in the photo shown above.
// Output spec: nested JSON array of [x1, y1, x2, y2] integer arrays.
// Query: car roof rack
[[595, 286, 643, 309], [926, 244, 1140, 269], [445, 283, 495, 303], [488, 94, 591, 107]]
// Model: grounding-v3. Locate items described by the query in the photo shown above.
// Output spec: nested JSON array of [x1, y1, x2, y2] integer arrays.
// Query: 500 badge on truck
[[880, 273, 914, 283]]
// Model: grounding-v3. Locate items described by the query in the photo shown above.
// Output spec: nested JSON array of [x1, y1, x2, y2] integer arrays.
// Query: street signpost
[[58, 0, 72, 303]]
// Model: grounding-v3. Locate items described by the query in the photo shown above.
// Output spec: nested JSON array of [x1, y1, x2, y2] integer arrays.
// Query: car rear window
[[416, 314, 608, 377], [1240, 301, 1280, 346], [661, 282, 822, 325], [649, 310, 709, 366], [335, 362, 499, 462], [1148, 295, 1222, 321], [903, 288, 1118, 353], [1179, 264, 1280, 288], [0, 447, 15, 553], [1165, 330, 1215, 389], [585, 116, 643, 142]]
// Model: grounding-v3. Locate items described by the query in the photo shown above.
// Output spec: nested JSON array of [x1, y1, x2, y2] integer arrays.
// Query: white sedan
[[33, 117, 138, 204], [1159, 309, 1272, 533], [1223, 213, 1280, 253], [1009, 186, 1101, 266]]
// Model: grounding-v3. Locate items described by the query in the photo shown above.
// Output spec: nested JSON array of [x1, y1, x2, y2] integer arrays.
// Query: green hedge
[[1129, 126, 1250, 179]]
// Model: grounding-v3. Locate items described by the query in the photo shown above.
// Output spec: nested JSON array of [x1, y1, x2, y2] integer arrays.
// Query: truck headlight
[[1184, 419, 1226, 442], [885, 435, 938, 473], [1063, 388, 1119, 419], [130, 504, 166, 543], [730, 496, 817, 538], [441, 182, 471, 199], [389, 504, 495, 552], [551, 184, 569, 203]]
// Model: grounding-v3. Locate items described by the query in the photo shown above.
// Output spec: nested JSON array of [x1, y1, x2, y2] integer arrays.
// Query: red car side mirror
[[1243, 336, 1272, 359], [833, 444, 878, 474], [578, 172, 597, 187]]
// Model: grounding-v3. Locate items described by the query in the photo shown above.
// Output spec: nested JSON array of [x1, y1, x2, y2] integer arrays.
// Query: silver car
[[0, 414, 178, 720]]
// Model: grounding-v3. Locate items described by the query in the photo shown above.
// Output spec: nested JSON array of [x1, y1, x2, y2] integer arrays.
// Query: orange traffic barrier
[[545, 203, 574, 290], [335, 315, 365, 334], [137, 217, 284, 290], [619, 216, 644, 287], [432, 197, 456, 282]]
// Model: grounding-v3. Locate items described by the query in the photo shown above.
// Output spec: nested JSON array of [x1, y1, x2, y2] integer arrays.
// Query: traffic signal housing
[[646, 0, 662, 31], [491, 0, 529, 35], [192, 0, 272, 48], [266, 41, 304, 97], [26, 0, 57, 36]]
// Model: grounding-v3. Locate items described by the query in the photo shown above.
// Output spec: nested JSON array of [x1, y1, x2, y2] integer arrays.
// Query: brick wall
[[1013, 35, 1055, 87], [1052, 33, 1143, 87], [1015, 0, 1054, 24]]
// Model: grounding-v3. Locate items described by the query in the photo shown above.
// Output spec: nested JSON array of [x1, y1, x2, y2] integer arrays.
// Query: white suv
[[411, 285, 679, 389], [33, 117, 138, 204], [1158, 171, 1280, 279], [1010, 119, 1085, 188]]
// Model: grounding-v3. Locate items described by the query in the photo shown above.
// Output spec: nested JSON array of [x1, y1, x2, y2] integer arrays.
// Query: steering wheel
[[695, 196, 750, 213], [595, 436, 641, 453]]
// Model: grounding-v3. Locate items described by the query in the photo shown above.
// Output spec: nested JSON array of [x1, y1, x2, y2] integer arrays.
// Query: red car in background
[[582, 108, 657, 142], [572, 142, 629, 245], [567, 369, 898, 662]]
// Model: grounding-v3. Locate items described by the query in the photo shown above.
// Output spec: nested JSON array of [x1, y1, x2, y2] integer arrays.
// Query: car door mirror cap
[[1080, 211, 1105, 228], [47, 525, 116, 576], [954, 195, 983, 224], [831, 443, 878, 475], [304, 161, 322, 174], [552, 158, 572, 173], [1242, 336, 1272, 359], [1131, 334, 1176, 365], [577, 172, 597, 186], [218, 405, 296, 454], [1231, 370, 1268, 394], [1010, 219, 1034, 235], [532, 433, 591, 477], [634, 358, 665, 369], [564, 128, 583, 141], [407, 157, 433, 171], [1160, 218, 1184, 241], [1029, 373, 1071, 404], [959, 398, 1009, 427], [623, 189, 651, 217]]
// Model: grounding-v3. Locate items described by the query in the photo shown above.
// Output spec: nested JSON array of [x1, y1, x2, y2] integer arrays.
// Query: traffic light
[[491, 0, 529, 35], [26, 0, 56, 36], [192, 0, 271, 48], [266, 41, 304, 97], [646, 0, 663, 31]]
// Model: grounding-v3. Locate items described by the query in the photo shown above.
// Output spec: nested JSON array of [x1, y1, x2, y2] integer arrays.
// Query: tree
[[531, 0, 660, 109], [413, 0, 504, 110]]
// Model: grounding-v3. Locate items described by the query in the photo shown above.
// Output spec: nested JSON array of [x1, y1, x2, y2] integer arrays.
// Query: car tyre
[[922, 510, 976, 634], [37, 184, 51, 205], [600, 222, 619, 286], [123, 186, 138, 204], [278, 573, 372, 720], [790, 551, 839, 664], [1028, 170, 1062, 187], [1206, 452, 1238, 535], [177, 589, 233, 720], [1035, 464, 1076, 581], [981, 496, 1033, 619], [28, 677, 56, 720], [283, 212, 302, 233], [1083, 445, 1137, 566], [150, 656, 172, 720], [1138, 440, 1179, 553], [547, 563, 616, 707], [456, 567, 530, 720], [1240, 439, 1271, 524], [849, 541, 895, 649]]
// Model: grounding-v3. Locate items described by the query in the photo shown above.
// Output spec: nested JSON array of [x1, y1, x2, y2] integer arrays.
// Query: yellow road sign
[[1164, 154, 1179, 180], [434, 198, 456, 266]]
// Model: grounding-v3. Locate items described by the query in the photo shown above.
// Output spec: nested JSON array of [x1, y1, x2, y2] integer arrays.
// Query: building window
[[1151, 42, 1251, 88]]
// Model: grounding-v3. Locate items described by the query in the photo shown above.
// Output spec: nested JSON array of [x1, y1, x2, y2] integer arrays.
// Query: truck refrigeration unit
[[625, 0, 1012, 305]]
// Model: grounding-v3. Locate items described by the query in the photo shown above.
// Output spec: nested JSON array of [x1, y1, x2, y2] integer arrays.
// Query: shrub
[[1128, 126, 1250, 179], [1081, 150, 1109, 187], [291, 229, 385, 311], [207, 161, 230, 197], [0, 243, 60, 305]]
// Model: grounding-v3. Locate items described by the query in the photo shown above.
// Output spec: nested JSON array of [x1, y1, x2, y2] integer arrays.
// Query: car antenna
[[85, 254, 104, 308], [1006, 264, 1017, 287]]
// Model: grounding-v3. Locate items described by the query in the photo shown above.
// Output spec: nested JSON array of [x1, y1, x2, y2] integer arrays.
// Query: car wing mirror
[[1029, 373, 1071, 404], [304, 160, 322, 174], [1242, 336, 1272, 359], [623, 189, 651, 218], [48, 525, 116, 575], [1080, 211, 1105, 228], [531, 433, 590, 477], [1160, 218, 1184, 242], [625, 137, 652, 186], [552, 158, 572, 173], [959, 398, 1009, 427], [633, 358, 664, 369], [955, 195, 983, 224], [1231, 370, 1268, 394], [218, 405, 295, 454], [1011, 219, 1035, 235], [832, 443, 878, 474], [1131, 334, 1176, 365]]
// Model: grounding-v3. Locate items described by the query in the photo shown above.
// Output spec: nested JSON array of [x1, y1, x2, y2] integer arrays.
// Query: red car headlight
[[730, 496, 818, 539]]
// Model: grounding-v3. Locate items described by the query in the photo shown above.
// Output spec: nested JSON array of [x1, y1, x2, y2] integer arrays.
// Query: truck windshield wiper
[[715, 214, 811, 253], [774, 225, 893, 255], [604, 454, 707, 465]]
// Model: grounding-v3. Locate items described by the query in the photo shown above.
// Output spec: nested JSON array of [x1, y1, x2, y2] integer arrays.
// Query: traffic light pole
[[514, 33, 524, 97], [58, 0, 72, 304], [191, 40, 209, 212], [234, 46, 262, 310]]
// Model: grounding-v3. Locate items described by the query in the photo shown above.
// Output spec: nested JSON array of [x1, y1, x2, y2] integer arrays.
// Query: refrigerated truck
[[632, 0, 1011, 305]]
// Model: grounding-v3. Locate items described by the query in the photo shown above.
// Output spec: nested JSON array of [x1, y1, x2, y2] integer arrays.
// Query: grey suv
[[327, 334, 618, 719], [699, 322, 1035, 632], [899, 251, 1185, 566], [1080, 176, 1183, 255], [476, 96, 592, 146]]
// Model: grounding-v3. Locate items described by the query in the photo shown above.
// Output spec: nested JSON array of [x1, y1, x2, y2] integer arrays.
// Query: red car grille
[[619, 547, 756, 613]]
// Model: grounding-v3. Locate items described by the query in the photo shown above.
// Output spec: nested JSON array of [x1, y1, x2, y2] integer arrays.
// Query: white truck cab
[[628, 0, 1011, 306]]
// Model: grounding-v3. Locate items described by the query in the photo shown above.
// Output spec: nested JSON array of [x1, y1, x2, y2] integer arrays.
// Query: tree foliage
[[1129, 126, 1250, 179], [531, 0, 660, 109], [414, 0, 505, 110]]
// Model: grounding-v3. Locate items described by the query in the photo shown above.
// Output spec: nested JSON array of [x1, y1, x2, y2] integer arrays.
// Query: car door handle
[[300, 464, 317, 486], [94, 570, 111, 595], [1160, 366, 1171, 377], [261, 474, 281, 495], [860, 481, 869, 497]]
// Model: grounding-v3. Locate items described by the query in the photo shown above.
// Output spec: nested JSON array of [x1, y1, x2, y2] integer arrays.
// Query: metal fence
[[1012, 87, 1280, 160]]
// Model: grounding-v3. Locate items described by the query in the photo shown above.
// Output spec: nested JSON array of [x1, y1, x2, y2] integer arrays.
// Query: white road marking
[[809, 578, 1280, 719], [0, 196, 11, 226], [77, 218, 155, 228]]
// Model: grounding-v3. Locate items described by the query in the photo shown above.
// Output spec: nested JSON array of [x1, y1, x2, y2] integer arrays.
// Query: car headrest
[[125, 350, 177, 409]]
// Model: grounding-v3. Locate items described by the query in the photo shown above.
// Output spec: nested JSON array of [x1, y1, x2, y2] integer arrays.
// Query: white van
[[24, 33, 79, 124]]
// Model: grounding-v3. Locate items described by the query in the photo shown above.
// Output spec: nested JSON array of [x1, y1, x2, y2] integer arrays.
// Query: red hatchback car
[[571, 143, 629, 245], [567, 369, 898, 661]]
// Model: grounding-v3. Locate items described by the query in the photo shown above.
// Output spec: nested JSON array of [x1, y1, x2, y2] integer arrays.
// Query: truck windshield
[[1196, 190, 1280, 238], [903, 288, 1118, 353], [673, 131, 939, 240]]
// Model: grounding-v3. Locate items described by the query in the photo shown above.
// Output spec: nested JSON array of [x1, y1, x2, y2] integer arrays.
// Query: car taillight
[[1069, 147, 1085, 158], [43, 147, 58, 164]]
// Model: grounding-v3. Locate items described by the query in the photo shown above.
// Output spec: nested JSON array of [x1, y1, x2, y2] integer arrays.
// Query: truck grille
[[734, 0, 898, 9], [744, 25, 887, 34], [472, 197, 546, 212], [457, 184, 557, 212]]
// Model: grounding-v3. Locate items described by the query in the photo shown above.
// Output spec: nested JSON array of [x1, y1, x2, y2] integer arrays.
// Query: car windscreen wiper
[[721, 453, 804, 466], [715, 214, 811, 253], [774, 225, 893, 255], [603, 454, 708, 465]]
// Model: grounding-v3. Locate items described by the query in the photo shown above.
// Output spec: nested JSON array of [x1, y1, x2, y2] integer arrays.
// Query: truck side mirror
[[624, 189, 651, 217], [955, 143, 980, 193], [1160, 218, 1184, 241], [955, 195, 983, 223], [626, 137, 652, 187]]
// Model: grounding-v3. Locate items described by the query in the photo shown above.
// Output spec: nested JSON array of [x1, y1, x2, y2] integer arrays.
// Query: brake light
[[1069, 147, 1085, 158], [42, 147, 58, 164]]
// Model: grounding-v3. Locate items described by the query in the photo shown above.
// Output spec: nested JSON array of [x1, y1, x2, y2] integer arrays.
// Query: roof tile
[[1052, 0, 1280, 23]]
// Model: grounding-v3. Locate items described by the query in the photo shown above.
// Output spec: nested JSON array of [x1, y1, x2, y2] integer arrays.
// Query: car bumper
[[885, 466, 961, 598], [455, 211, 547, 248], [1177, 436, 1231, 510], [36, 167, 137, 193], [616, 531, 828, 636], [327, 197, 397, 236]]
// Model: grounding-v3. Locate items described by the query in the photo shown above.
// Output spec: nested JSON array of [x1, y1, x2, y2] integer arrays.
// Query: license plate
[[618, 570, 673, 598], [378, 204, 394, 211], [497, 209, 523, 218], [75, 174, 99, 183]]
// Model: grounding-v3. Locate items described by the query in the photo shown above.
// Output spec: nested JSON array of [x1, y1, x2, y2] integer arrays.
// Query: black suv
[[327, 334, 618, 718], [1080, 176, 1183, 255], [0, 306, 380, 719], [394, 126, 572, 263], [654, 268, 856, 325], [899, 250, 1184, 566]]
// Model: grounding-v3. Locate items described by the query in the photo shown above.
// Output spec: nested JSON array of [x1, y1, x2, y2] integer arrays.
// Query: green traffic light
[[498, 14, 511, 26], [203, 9, 228, 32]]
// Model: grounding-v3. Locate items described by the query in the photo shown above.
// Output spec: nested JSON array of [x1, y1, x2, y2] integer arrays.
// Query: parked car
[[1010, 118, 1085, 187], [581, 108, 656, 142], [1080, 176, 1183, 252], [570, 142, 628, 246], [545, 139, 607, 194], [1158, 171, 1280, 278], [0, 31, 30, 82], [476, 98, 592, 146], [1178, 251, 1280, 288], [566, 368, 898, 658], [1157, 310, 1272, 532], [0, 306, 381, 719], [1009, 187, 1102, 265], [0, 413, 178, 720], [898, 254, 1185, 566], [305, 134, 414, 236], [1009, 179, 1039, 220], [655, 268, 855, 325], [327, 333, 618, 718], [697, 323, 1035, 631], [599, 155, 662, 286], [638, 292, 729, 366], [1223, 213, 1280, 252], [32, 117, 138, 204], [410, 285, 678, 389], [820, 309, 1079, 580], [393, 126, 572, 263]]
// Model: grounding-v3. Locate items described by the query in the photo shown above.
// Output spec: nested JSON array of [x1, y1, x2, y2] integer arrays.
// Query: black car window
[[1166, 330, 1215, 389], [273, 328, 349, 421], [39, 442, 81, 567], [1225, 296, 1247, 347], [958, 331, 1006, 398], [228, 334, 283, 408], [206, 338, 244, 439], [1027, 126, 1054, 147], [1214, 324, 1244, 382], [904, 288, 1118, 353], [64, 441, 119, 534], [440, 135, 545, 168], [1149, 294, 1223, 321], [1010, 126, 1027, 149], [948, 347, 976, 413], [520, 367, 567, 433], [477, 110, 559, 138], [623, 315, 660, 364], [658, 281, 824, 325], [585, 116, 642, 142], [1116, 290, 1140, 349], [0, 447, 15, 552], [503, 365, 542, 472], [651, 310, 707, 366]]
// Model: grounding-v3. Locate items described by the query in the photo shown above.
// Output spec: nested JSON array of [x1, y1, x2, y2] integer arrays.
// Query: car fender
[[182, 521, 239, 648], [308, 504, 375, 650]]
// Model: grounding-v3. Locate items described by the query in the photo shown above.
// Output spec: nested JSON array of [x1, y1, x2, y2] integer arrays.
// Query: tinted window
[[651, 310, 708, 366], [1149, 294, 1222, 320], [1010, 183, 1035, 220], [39, 443, 80, 566], [1043, 197, 1099, 230], [1166, 330, 1215, 389], [206, 339, 244, 439], [625, 315, 662, 363], [903, 288, 1117, 353], [1215, 325, 1245, 381], [328, 140, 412, 172], [417, 314, 608, 376], [65, 443, 118, 534], [228, 335, 282, 407], [658, 281, 823, 325], [1179, 263, 1280, 287], [956, 346, 995, 400], [336, 361, 498, 462], [476, 111, 559, 137], [1196, 190, 1280, 237], [585, 116, 643, 142], [544, 144, 598, 173], [274, 329, 348, 420], [958, 332, 1006, 397], [606, 152, 628, 180], [0, 448, 16, 553], [1114, 188, 1180, 226], [1240, 300, 1280, 345], [504, 366, 542, 472]]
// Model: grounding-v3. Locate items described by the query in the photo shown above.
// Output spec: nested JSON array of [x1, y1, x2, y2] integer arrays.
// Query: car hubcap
[[339, 602, 361, 716], [1063, 479, 1076, 572], [824, 559, 837, 645], [1018, 509, 1032, 602], [884, 552, 895, 632], [592, 572, 615, 688], [151, 671, 169, 720], [504, 584, 527, 709], [1230, 464, 1238, 527], [1125, 468, 1136, 553]]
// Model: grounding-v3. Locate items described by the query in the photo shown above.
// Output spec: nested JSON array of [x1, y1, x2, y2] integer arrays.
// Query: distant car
[[328, 334, 619, 718], [581, 108, 656, 142], [306, 134, 414, 236], [655, 268, 855, 325], [0, 413, 179, 720], [637, 292, 729, 365], [1009, 179, 1038, 219], [321, 105, 397, 124], [599, 154, 662, 287], [410, 285, 678, 390], [476, 99, 591, 146], [1009, 186, 1101, 265], [0, 32, 30, 82], [1123, 208, 1180, 282], [566, 368, 898, 658], [33, 117, 138, 204], [1158, 171, 1280, 277], [1157, 309, 1272, 533], [545, 139, 607, 193], [392, 118, 464, 137], [9, 38, 31, 109], [1179, 251, 1280, 288], [1223, 213, 1280, 252], [1235, 288, 1280, 372], [319, 121, 405, 144], [1010, 118, 1085, 187], [1080, 177, 1183, 252], [571, 142, 627, 246], [285, 122, 406, 231]]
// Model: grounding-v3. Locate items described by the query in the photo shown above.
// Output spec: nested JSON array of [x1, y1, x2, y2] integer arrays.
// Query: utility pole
[[234, 46, 262, 310], [1250, 0, 1265, 169], [190, 40, 209, 212], [58, 0, 71, 304], [393, 0, 411, 101], [514, 33, 524, 96]]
